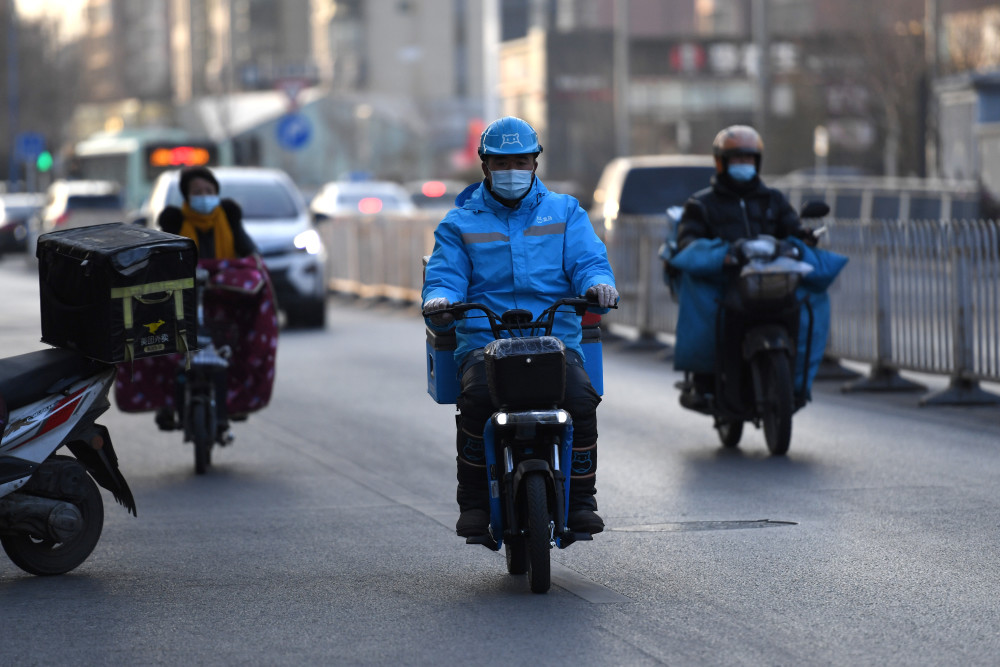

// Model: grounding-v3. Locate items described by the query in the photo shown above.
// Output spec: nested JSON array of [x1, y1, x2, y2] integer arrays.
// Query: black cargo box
[[485, 335, 566, 408], [37, 223, 198, 363]]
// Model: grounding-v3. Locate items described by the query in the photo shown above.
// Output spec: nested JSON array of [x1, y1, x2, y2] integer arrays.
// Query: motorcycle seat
[[0, 348, 107, 409]]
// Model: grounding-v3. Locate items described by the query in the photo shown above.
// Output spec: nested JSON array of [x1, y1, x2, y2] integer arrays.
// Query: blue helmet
[[478, 116, 543, 157]]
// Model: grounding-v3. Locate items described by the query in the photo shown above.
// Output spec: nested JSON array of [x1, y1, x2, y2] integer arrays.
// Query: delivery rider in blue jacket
[[422, 116, 619, 538]]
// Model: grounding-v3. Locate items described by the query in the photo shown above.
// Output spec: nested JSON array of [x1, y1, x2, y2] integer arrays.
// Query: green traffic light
[[36, 151, 53, 172]]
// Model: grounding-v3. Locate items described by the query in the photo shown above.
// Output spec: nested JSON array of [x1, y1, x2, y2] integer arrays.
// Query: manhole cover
[[612, 519, 797, 533]]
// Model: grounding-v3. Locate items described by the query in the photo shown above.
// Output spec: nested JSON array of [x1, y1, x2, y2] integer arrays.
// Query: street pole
[[752, 0, 769, 140], [6, 0, 19, 191], [613, 0, 630, 157], [924, 0, 939, 178], [225, 0, 235, 155], [482, 0, 500, 122]]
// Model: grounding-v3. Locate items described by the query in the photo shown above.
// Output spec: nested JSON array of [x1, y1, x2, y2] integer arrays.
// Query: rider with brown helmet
[[676, 125, 814, 251], [674, 125, 816, 407]]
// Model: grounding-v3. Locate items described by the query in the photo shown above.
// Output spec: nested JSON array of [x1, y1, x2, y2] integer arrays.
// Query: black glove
[[422, 297, 453, 327], [796, 228, 819, 247], [777, 239, 801, 258], [727, 238, 748, 264], [585, 284, 619, 308]]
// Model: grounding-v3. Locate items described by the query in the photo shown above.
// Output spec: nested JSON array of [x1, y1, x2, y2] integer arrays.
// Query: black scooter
[[0, 349, 136, 575], [675, 202, 830, 456], [178, 266, 231, 475]]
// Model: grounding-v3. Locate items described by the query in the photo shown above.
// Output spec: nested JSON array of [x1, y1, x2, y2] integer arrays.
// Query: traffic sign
[[276, 77, 310, 109], [14, 132, 45, 161], [276, 113, 312, 151]]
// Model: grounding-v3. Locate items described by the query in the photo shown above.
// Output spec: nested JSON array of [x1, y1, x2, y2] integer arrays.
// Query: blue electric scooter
[[425, 297, 607, 594]]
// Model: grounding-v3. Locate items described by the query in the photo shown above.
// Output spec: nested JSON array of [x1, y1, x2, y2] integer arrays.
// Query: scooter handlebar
[[422, 296, 615, 337]]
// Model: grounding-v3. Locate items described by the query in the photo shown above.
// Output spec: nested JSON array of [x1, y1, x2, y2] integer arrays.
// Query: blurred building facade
[[68, 0, 316, 138], [12, 0, 1000, 207], [311, 0, 487, 178], [935, 3, 1000, 210], [493, 0, 942, 200], [71, 0, 173, 139]]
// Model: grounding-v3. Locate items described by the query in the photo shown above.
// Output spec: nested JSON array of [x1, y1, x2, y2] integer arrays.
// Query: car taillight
[[421, 181, 447, 198], [53, 212, 71, 227], [358, 197, 383, 214]]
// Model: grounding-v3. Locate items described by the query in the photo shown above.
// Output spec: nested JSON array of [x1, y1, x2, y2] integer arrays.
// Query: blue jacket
[[422, 177, 616, 365]]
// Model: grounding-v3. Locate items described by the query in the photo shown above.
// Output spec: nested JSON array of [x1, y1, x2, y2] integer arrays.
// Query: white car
[[144, 167, 328, 328], [309, 180, 416, 218], [27, 180, 126, 259], [589, 154, 715, 240]]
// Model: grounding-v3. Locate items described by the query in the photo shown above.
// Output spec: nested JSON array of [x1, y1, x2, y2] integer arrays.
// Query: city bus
[[71, 128, 220, 211]]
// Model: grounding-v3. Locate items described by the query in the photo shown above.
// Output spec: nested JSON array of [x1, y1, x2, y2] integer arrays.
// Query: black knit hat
[[178, 166, 220, 200]]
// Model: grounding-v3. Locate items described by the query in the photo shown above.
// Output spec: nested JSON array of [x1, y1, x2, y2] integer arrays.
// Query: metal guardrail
[[318, 211, 1000, 406], [825, 218, 1000, 405], [770, 176, 981, 221], [320, 212, 434, 302]]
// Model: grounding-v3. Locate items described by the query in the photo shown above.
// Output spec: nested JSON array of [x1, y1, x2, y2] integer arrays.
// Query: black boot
[[567, 495, 604, 534], [455, 457, 490, 538], [456, 508, 490, 537], [568, 447, 604, 534], [155, 406, 177, 431]]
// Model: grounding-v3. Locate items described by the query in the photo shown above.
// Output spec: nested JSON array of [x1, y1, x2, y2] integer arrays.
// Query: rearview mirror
[[800, 201, 830, 219]]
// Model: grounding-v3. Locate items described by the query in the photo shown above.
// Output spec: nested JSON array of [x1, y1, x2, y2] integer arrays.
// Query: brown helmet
[[712, 125, 763, 173]]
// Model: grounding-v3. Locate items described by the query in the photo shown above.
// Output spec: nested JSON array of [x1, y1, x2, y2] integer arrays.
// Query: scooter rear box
[[37, 223, 198, 364], [485, 335, 566, 408]]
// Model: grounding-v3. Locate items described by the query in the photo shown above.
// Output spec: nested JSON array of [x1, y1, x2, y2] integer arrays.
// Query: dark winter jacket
[[676, 174, 805, 250]]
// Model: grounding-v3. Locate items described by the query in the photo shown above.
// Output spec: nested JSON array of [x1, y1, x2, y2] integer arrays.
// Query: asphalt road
[[2, 256, 999, 666]]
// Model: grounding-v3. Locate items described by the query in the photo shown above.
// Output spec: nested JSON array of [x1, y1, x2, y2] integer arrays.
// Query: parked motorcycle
[[0, 348, 136, 575], [670, 201, 838, 456], [424, 297, 609, 594]]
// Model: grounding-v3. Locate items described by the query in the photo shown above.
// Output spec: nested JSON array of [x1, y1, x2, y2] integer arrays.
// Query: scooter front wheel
[[191, 402, 213, 475], [0, 456, 104, 576], [525, 472, 552, 594], [715, 418, 744, 448], [757, 352, 794, 456]]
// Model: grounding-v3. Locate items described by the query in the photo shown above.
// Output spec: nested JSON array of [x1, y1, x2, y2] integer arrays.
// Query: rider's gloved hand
[[422, 297, 454, 327], [778, 239, 801, 258], [723, 239, 744, 267], [795, 227, 819, 247], [586, 284, 619, 308], [730, 238, 748, 259]]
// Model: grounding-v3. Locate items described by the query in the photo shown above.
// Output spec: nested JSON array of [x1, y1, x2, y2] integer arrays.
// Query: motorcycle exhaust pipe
[[0, 493, 83, 542]]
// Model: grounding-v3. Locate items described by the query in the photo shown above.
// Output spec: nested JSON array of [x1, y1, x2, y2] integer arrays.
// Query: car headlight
[[293, 229, 323, 255]]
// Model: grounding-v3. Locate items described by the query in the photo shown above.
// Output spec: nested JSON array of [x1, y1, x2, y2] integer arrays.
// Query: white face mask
[[490, 169, 533, 200]]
